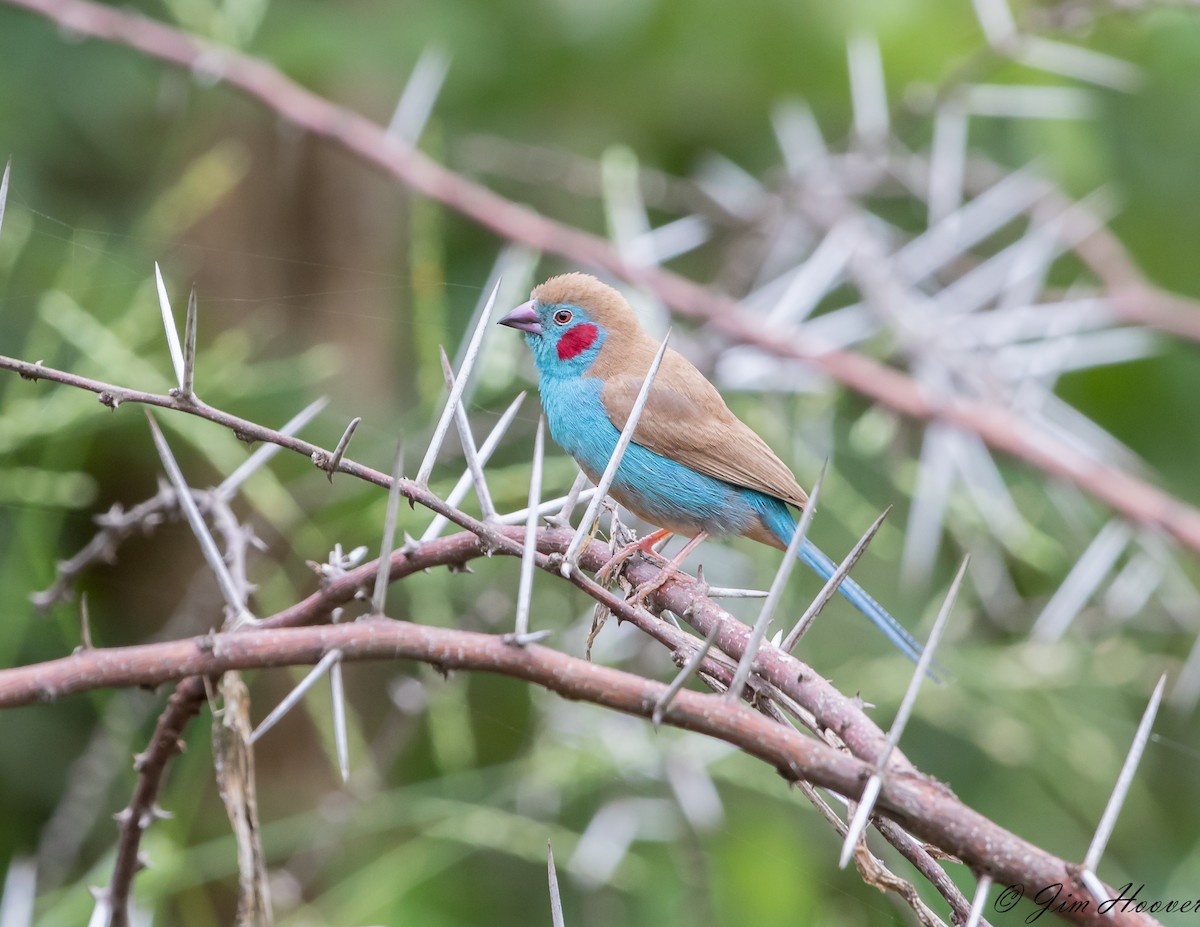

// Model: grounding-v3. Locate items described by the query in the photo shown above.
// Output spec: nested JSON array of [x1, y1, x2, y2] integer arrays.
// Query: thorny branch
[[32, 481, 258, 612], [0, 333, 1160, 925], [6, 0, 1200, 559], [0, 284, 1171, 927], [0, 529, 1156, 927]]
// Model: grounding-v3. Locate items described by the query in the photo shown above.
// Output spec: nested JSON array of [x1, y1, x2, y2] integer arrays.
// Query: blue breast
[[539, 374, 788, 538]]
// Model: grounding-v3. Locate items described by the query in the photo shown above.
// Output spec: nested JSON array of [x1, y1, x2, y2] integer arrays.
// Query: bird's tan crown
[[532, 273, 640, 332]]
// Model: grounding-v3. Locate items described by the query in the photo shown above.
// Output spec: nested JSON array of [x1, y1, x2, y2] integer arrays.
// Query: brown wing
[[597, 350, 808, 509]]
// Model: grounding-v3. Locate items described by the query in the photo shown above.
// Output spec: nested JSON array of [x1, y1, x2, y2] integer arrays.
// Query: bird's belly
[[540, 375, 766, 539], [602, 474, 750, 538]]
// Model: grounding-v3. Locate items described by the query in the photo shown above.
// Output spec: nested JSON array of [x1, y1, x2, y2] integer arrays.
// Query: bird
[[498, 272, 924, 664]]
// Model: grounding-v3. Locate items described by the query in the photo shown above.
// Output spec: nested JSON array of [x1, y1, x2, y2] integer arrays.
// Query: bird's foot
[[625, 529, 711, 606], [596, 528, 673, 586], [628, 568, 676, 607]]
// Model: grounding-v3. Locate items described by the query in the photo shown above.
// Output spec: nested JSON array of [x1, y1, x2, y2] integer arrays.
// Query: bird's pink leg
[[596, 527, 674, 585], [629, 530, 710, 605]]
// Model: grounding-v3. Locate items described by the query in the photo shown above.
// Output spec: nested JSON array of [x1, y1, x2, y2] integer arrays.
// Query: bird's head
[[498, 273, 644, 378]]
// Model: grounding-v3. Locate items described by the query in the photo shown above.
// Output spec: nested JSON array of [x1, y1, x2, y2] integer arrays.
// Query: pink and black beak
[[497, 300, 542, 335]]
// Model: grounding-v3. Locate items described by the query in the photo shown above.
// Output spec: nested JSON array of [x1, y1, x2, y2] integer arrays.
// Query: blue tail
[[798, 538, 925, 665], [753, 490, 925, 663]]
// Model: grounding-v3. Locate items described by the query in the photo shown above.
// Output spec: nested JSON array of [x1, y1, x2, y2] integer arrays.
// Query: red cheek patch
[[556, 323, 599, 361]]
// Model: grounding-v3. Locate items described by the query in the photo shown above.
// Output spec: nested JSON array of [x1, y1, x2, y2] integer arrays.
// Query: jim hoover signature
[[995, 882, 1198, 921]]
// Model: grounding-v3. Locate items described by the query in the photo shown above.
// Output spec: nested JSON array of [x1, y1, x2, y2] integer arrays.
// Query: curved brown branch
[[5, 0, 1200, 558], [0, 487, 1156, 927], [0, 611, 1157, 927]]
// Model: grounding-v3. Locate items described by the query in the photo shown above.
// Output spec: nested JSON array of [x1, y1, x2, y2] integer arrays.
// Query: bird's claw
[[596, 529, 672, 586], [595, 550, 630, 586], [628, 571, 671, 606]]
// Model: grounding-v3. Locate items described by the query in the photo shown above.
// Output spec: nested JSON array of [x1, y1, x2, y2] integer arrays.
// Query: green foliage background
[[1, 1, 1199, 924]]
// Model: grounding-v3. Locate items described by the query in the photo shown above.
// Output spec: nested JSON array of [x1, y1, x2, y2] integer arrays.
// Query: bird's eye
[[553, 309, 573, 325]]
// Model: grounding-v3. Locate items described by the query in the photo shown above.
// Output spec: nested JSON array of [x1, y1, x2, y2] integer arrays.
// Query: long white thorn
[[181, 284, 198, 400], [85, 892, 110, 927], [782, 503, 889, 653], [154, 263, 185, 390], [771, 99, 827, 176], [0, 158, 11, 241], [415, 277, 499, 488], [838, 556, 967, 868], [928, 102, 968, 228], [145, 411, 254, 626], [839, 774, 883, 869], [544, 468, 591, 529], [1018, 37, 1141, 93], [439, 347, 497, 521], [562, 330, 672, 574], [547, 842, 565, 927], [766, 222, 861, 326], [329, 655, 349, 783], [847, 33, 889, 143], [420, 393, 526, 541], [387, 45, 451, 145], [1080, 673, 1167, 889], [654, 624, 720, 728], [965, 873, 993, 927], [250, 650, 341, 743], [1, 855, 37, 927], [217, 396, 329, 499], [704, 586, 769, 599], [372, 441, 407, 615], [78, 592, 94, 651], [727, 464, 827, 701], [971, 0, 1017, 47], [498, 488, 599, 527], [512, 416, 545, 639], [1032, 519, 1131, 641], [324, 415, 362, 483]]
